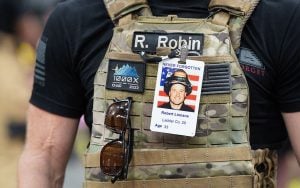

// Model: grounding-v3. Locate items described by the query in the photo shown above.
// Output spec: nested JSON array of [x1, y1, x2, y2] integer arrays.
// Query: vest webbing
[[84, 176, 254, 188], [85, 146, 252, 167], [86, 0, 261, 187]]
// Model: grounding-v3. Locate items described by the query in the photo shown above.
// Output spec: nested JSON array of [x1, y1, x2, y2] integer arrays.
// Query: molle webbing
[[85, 146, 252, 167], [84, 176, 254, 188], [87, 0, 262, 186], [108, 52, 236, 64]]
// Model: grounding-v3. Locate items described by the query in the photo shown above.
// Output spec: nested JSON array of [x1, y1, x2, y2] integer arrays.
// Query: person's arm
[[282, 112, 300, 165], [18, 104, 79, 188]]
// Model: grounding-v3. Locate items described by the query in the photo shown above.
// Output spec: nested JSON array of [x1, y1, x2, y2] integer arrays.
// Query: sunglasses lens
[[104, 102, 128, 132], [100, 140, 125, 176]]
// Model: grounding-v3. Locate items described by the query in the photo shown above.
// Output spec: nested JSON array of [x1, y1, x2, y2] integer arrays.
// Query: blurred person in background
[[0, 0, 32, 136], [0, 0, 33, 187], [0, 0, 56, 187]]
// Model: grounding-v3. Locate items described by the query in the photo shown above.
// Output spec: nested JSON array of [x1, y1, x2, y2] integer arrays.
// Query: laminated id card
[[150, 58, 205, 137]]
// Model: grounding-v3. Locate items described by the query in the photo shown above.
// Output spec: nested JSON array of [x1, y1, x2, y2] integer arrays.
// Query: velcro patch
[[106, 60, 146, 93], [202, 63, 231, 95], [132, 31, 204, 55]]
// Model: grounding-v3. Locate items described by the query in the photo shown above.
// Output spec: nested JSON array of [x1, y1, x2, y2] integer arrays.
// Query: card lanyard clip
[[178, 44, 188, 64]]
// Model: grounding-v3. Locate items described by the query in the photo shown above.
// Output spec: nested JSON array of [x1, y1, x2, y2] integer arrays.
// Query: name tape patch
[[132, 31, 204, 55], [106, 60, 146, 93]]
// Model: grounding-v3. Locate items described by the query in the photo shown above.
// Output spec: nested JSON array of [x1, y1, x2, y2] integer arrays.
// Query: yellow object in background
[[0, 34, 36, 188], [17, 42, 36, 66], [289, 179, 300, 188]]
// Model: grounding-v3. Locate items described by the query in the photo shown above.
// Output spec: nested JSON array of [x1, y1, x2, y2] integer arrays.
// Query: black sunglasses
[[100, 97, 133, 183]]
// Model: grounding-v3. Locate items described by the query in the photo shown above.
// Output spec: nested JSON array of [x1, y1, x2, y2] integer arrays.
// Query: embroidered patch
[[237, 47, 265, 69], [237, 47, 265, 77], [34, 36, 47, 87], [132, 31, 204, 55], [106, 60, 146, 93]]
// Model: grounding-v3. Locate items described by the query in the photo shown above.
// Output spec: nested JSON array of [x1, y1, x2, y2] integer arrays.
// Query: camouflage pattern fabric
[[103, 0, 151, 22], [208, 0, 261, 50], [90, 17, 250, 149], [86, 161, 254, 182], [84, 176, 254, 188], [252, 149, 278, 188], [85, 0, 262, 187]]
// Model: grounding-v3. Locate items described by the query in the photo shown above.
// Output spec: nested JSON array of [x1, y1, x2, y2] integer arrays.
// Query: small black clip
[[178, 44, 188, 64], [139, 51, 162, 63]]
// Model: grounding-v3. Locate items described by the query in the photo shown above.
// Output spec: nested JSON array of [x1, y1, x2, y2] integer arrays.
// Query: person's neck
[[170, 102, 182, 110]]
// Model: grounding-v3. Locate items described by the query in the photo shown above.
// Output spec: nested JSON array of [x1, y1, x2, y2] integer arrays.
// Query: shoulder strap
[[208, 0, 261, 50], [103, 0, 152, 26], [104, 0, 260, 48]]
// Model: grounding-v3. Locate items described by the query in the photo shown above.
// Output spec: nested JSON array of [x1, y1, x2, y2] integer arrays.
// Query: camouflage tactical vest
[[84, 0, 262, 187]]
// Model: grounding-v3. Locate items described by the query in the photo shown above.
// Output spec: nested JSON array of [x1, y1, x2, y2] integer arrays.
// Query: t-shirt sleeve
[[30, 4, 85, 118], [276, 2, 300, 113]]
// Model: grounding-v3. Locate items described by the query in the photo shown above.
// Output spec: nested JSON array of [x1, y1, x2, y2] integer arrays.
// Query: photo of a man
[[159, 69, 194, 112]]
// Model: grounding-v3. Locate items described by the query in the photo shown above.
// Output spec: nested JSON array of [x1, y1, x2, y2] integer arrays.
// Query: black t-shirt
[[30, 0, 300, 149]]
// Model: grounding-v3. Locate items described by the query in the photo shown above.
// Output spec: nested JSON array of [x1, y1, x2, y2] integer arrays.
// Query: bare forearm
[[18, 105, 79, 188], [282, 112, 300, 165], [286, 127, 300, 165], [18, 149, 65, 188]]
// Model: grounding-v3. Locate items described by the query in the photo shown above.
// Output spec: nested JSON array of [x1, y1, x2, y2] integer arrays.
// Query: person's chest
[[80, 0, 279, 129]]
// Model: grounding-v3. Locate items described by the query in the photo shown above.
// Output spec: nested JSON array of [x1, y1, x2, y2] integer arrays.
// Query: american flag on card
[[157, 67, 200, 110]]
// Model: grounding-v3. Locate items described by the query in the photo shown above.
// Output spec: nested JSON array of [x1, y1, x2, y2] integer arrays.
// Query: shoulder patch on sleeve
[[34, 36, 48, 87]]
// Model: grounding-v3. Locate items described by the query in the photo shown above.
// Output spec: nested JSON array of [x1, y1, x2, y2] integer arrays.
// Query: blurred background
[[0, 0, 89, 187], [0, 0, 299, 187]]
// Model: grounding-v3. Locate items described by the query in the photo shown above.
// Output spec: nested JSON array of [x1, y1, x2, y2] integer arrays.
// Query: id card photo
[[150, 58, 205, 137]]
